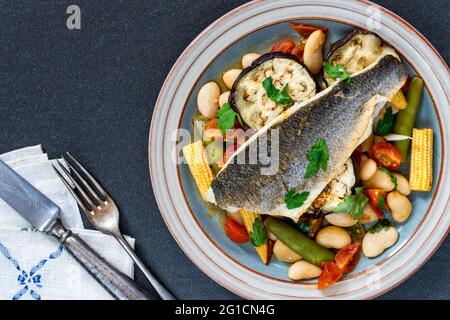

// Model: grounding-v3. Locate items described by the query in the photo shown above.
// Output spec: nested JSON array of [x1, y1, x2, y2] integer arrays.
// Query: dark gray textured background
[[0, 0, 448, 300]]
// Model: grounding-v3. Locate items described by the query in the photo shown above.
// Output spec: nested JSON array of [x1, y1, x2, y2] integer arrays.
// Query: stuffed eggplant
[[324, 30, 399, 86], [229, 52, 316, 131]]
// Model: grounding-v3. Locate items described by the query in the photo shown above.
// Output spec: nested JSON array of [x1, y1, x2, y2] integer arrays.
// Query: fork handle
[[50, 221, 155, 300], [115, 233, 175, 300]]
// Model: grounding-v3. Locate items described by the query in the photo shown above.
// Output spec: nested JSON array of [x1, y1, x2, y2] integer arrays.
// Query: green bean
[[264, 217, 335, 266], [394, 77, 424, 162]]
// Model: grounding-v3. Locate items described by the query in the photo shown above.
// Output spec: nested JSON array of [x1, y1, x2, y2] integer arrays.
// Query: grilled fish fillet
[[208, 55, 407, 221]]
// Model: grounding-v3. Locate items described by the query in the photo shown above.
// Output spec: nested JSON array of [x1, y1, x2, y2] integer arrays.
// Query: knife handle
[[50, 221, 155, 300]]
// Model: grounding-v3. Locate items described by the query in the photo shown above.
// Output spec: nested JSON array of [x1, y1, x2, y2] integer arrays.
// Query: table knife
[[0, 159, 154, 300]]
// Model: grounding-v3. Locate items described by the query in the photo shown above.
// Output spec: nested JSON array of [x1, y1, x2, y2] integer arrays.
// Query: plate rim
[[149, 0, 450, 299]]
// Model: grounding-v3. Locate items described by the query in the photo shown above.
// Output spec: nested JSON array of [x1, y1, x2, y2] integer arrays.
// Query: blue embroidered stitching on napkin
[[0, 241, 64, 300]]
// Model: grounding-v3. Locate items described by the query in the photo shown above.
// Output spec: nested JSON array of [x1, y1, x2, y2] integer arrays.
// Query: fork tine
[[53, 163, 91, 214], [65, 152, 109, 198], [62, 155, 104, 204], [55, 159, 97, 210]]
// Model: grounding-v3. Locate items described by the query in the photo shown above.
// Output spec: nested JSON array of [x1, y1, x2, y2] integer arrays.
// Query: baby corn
[[183, 141, 214, 200], [410, 128, 433, 191], [240, 209, 268, 264], [391, 90, 408, 109]]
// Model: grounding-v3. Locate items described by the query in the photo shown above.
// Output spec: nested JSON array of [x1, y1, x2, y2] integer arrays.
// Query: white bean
[[362, 226, 398, 258], [316, 226, 351, 249], [363, 169, 395, 191], [303, 30, 326, 75], [197, 82, 220, 119], [392, 173, 411, 196], [273, 240, 302, 263], [360, 158, 377, 181], [218, 91, 230, 108], [288, 261, 322, 280], [359, 204, 379, 224], [241, 53, 261, 69], [325, 212, 357, 227], [223, 69, 242, 89], [387, 191, 412, 223]]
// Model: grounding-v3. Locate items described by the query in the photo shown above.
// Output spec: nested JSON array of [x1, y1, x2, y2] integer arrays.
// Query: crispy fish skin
[[210, 55, 407, 221]]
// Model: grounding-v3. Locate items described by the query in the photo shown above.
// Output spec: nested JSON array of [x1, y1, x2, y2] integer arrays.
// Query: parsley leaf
[[305, 138, 329, 179], [297, 221, 311, 234], [370, 219, 392, 234], [262, 77, 295, 105], [379, 168, 398, 189], [284, 190, 310, 209], [277, 84, 295, 105], [250, 218, 268, 247], [376, 107, 395, 136], [217, 103, 242, 134], [334, 187, 369, 220], [378, 195, 386, 209], [323, 61, 353, 85], [262, 77, 279, 98], [391, 174, 398, 189]]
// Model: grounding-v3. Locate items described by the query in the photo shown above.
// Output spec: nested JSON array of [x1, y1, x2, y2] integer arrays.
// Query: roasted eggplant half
[[324, 30, 399, 86], [229, 52, 316, 131]]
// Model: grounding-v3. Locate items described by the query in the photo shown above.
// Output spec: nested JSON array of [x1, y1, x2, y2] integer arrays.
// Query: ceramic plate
[[149, 0, 449, 299]]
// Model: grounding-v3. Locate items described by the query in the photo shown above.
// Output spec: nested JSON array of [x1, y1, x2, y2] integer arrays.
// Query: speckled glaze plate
[[149, 0, 449, 299]]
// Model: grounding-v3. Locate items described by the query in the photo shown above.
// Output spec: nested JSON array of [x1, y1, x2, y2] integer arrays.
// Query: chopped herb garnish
[[297, 221, 312, 234], [284, 190, 310, 210], [217, 103, 243, 134], [379, 167, 398, 189], [370, 219, 392, 234], [305, 138, 329, 179], [376, 107, 395, 136], [262, 77, 295, 105], [323, 61, 353, 85], [250, 218, 268, 247], [378, 195, 386, 209], [334, 187, 369, 220], [391, 174, 398, 189]]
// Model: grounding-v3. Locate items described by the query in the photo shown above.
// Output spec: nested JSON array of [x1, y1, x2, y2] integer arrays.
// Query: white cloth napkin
[[0, 146, 135, 300]]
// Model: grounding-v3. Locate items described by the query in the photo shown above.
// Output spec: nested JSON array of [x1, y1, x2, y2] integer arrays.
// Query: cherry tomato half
[[335, 243, 362, 274], [205, 118, 218, 131], [369, 142, 402, 171], [364, 188, 388, 219], [271, 39, 296, 54], [318, 262, 343, 290], [224, 217, 249, 243], [290, 41, 306, 62], [290, 23, 328, 38]]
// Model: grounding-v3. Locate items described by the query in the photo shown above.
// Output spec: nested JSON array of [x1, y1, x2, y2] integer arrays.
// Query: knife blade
[[0, 159, 60, 232]]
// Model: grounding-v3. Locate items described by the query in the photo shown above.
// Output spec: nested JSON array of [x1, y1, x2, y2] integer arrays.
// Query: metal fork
[[53, 153, 175, 300]]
